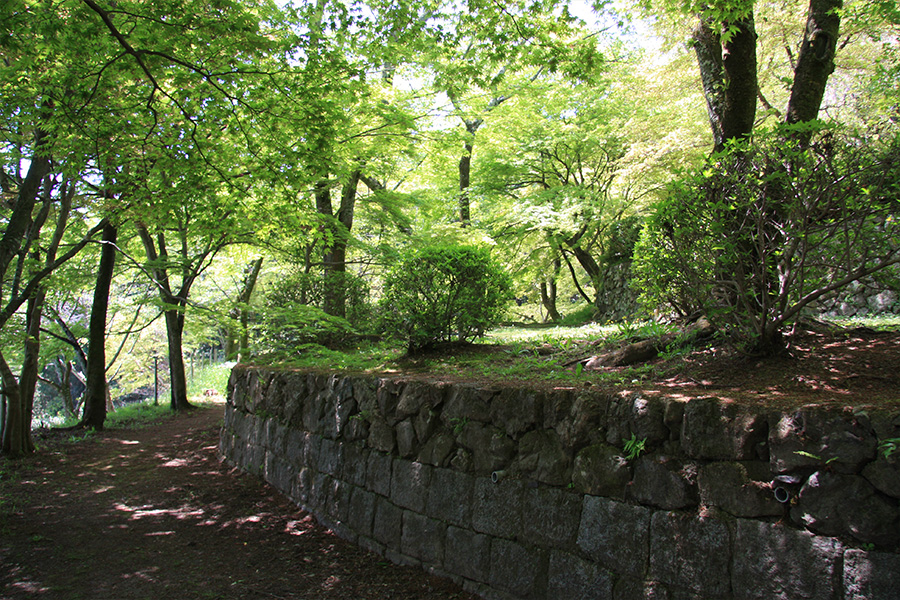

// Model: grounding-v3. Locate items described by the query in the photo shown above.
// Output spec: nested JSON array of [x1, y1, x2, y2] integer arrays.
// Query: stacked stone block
[[220, 366, 900, 599]]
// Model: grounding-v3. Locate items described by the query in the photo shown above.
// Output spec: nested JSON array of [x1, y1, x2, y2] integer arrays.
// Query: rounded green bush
[[379, 244, 513, 351]]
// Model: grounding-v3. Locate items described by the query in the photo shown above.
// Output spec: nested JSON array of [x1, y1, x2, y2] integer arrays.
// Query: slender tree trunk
[[540, 259, 563, 322], [81, 223, 117, 429], [136, 224, 194, 412], [458, 139, 474, 227], [225, 257, 263, 360]]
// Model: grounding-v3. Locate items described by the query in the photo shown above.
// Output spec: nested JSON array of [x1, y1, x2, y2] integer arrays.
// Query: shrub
[[633, 126, 900, 354], [379, 244, 514, 351]]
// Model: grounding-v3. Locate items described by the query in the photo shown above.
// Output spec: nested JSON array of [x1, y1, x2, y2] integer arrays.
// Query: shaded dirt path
[[0, 402, 477, 600]]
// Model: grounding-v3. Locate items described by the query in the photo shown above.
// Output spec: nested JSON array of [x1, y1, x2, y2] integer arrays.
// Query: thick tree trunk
[[692, 15, 757, 150], [317, 171, 360, 319], [692, 20, 727, 151], [0, 132, 51, 283], [721, 17, 758, 143], [786, 0, 842, 126], [81, 223, 117, 429], [164, 308, 191, 411], [0, 351, 33, 456]]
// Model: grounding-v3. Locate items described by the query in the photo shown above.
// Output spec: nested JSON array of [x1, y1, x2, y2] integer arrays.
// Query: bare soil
[[584, 324, 900, 410], [0, 403, 478, 600], [402, 324, 900, 411]]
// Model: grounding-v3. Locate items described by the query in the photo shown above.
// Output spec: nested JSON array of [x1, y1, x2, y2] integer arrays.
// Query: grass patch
[[106, 401, 174, 429], [187, 361, 234, 399]]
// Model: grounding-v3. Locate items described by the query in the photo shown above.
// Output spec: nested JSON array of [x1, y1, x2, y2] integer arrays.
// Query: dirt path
[[0, 403, 477, 600]]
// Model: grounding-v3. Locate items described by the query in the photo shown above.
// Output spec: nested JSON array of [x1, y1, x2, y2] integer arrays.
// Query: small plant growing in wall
[[449, 417, 468, 436], [623, 433, 646, 461]]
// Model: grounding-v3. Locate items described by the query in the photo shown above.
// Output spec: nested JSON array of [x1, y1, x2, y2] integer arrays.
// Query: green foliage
[[559, 304, 601, 327], [633, 126, 900, 354], [253, 302, 357, 357], [264, 267, 373, 329], [623, 433, 647, 461], [880, 438, 900, 460], [379, 244, 514, 352]]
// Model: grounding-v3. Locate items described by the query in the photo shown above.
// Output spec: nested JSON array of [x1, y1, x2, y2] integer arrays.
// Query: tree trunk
[[458, 139, 474, 227], [721, 17, 758, 143], [164, 307, 191, 411], [691, 14, 758, 150], [81, 223, 117, 429], [786, 0, 842, 127], [136, 225, 194, 412], [692, 19, 726, 151], [0, 351, 33, 456], [225, 257, 263, 361], [318, 171, 360, 319], [0, 131, 51, 283]]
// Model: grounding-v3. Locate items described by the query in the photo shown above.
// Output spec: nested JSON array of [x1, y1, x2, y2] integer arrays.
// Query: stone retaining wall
[[219, 366, 900, 600]]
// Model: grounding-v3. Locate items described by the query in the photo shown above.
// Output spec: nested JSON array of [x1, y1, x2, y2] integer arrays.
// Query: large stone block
[[681, 396, 767, 461], [366, 451, 393, 497], [649, 511, 731, 597], [318, 437, 341, 476], [862, 454, 900, 499], [323, 477, 351, 524], [769, 406, 876, 474], [790, 470, 900, 546], [629, 395, 670, 447], [490, 388, 543, 438], [698, 462, 783, 518], [457, 422, 516, 474], [514, 429, 571, 486], [367, 414, 395, 453], [443, 384, 494, 424], [401, 511, 446, 566], [426, 468, 474, 528], [319, 389, 356, 440], [471, 477, 526, 540], [395, 418, 417, 458], [546, 550, 612, 600], [611, 578, 672, 600], [390, 459, 432, 512], [376, 378, 404, 424], [445, 526, 492, 584], [417, 431, 456, 467], [844, 549, 900, 600], [339, 442, 369, 487], [489, 538, 546, 599], [520, 486, 582, 549], [396, 380, 446, 418], [555, 391, 609, 449], [346, 485, 375, 538], [630, 455, 699, 510], [577, 495, 650, 577], [732, 519, 842, 600], [372, 496, 402, 548], [284, 428, 311, 468], [572, 443, 632, 499]]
